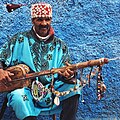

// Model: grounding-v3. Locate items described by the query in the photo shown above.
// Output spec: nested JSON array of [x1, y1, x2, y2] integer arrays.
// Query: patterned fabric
[[0, 29, 81, 120], [31, 3, 52, 18]]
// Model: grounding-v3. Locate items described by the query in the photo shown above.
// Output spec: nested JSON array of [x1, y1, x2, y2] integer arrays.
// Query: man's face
[[32, 17, 52, 37]]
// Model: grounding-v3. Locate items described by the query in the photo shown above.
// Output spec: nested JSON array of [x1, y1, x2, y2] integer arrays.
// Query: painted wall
[[0, 0, 120, 120]]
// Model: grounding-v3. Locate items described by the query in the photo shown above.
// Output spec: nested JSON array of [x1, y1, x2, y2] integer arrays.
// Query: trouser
[[23, 94, 80, 120], [60, 94, 80, 120]]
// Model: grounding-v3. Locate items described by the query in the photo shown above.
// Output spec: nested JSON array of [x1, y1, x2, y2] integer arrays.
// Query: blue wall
[[0, 0, 120, 120]]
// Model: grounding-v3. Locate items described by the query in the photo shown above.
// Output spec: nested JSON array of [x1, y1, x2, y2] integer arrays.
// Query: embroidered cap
[[31, 3, 52, 18]]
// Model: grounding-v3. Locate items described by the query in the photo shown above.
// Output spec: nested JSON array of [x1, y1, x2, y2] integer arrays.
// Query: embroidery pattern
[[21, 94, 29, 101]]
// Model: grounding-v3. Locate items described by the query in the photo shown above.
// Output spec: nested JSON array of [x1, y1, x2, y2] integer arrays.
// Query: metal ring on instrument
[[31, 81, 53, 107], [31, 81, 44, 101]]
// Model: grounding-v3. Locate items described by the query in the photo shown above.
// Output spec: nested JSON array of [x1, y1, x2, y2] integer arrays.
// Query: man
[[0, 3, 81, 120]]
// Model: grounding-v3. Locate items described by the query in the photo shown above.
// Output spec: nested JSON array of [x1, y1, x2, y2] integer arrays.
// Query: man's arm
[[0, 62, 13, 84]]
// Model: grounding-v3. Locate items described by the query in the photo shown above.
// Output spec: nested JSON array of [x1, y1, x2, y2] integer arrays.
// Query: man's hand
[[0, 69, 14, 85], [58, 62, 75, 79]]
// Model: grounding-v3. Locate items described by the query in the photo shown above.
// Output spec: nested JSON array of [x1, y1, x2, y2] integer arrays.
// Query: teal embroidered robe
[[0, 29, 81, 119]]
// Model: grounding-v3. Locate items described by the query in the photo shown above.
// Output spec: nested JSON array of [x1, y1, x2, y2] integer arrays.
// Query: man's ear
[[31, 18, 35, 24]]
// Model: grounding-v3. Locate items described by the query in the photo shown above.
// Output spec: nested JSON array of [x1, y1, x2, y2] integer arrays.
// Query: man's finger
[[65, 62, 71, 66]]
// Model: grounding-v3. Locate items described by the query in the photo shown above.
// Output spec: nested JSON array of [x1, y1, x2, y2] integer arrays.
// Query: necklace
[[33, 26, 50, 41]]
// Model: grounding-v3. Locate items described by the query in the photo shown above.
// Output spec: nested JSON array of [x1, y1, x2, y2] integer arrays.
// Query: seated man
[[0, 2, 81, 120]]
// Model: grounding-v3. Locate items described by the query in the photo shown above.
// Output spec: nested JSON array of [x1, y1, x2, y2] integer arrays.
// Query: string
[[108, 57, 120, 61]]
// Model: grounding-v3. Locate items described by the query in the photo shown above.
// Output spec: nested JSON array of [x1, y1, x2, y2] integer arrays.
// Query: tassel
[[5, 4, 25, 12], [97, 66, 106, 100]]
